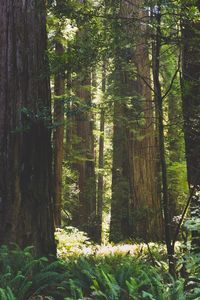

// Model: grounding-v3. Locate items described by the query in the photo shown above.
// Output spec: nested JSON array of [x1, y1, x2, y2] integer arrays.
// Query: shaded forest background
[[48, 0, 200, 257]]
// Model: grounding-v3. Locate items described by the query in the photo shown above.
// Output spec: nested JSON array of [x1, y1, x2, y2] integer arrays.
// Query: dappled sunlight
[[55, 226, 168, 262]]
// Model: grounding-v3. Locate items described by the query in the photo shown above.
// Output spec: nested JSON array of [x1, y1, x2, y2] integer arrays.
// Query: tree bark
[[110, 0, 163, 242], [152, 5, 174, 274], [96, 62, 106, 243], [131, 2, 163, 240], [53, 41, 65, 227], [110, 94, 132, 242], [0, 0, 55, 256], [71, 72, 97, 240], [181, 0, 200, 249]]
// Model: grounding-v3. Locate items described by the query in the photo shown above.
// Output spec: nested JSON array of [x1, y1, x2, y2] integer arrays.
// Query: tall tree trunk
[[53, 41, 65, 227], [0, 0, 55, 255], [152, 5, 174, 274], [110, 1, 137, 243], [131, 3, 162, 240], [110, 0, 162, 242], [71, 72, 97, 240], [110, 88, 132, 242], [96, 63, 106, 243], [65, 69, 73, 159], [181, 0, 200, 249]]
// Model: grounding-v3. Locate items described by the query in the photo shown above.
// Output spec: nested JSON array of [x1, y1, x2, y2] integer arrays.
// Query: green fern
[[0, 287, 16, 300], [0, 243, 197, 300], [0, 245, 68, 300]]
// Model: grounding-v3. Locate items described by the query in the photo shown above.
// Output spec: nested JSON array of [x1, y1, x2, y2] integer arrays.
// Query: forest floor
[[0, 228, 199, 299]]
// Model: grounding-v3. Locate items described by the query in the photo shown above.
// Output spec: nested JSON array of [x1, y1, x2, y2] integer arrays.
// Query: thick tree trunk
[[131, 5, 162, 240], [0, 0, 55, 256], [110, 1, 136, 243], [53, 41, 65, 227], [181, 1, 200, 249], [182, 7, 200, 186], [110, 0, 162, 242]]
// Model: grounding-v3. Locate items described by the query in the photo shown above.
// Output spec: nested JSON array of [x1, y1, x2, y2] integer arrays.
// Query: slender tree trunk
[[71, 72, 97, 240], [0, 0, 55, 255], [152, 6, 174, 274], [65, 69, 73, 159], [96, 62, 106, 243], [53, 41, 65, 227]]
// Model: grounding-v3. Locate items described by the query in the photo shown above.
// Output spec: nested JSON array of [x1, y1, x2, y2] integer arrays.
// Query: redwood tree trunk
[[131, 3, 163, 240], [71, 73, 97, 240], [110, 82, 131, 242], [0, 0, 55, 256], [152, 4, 175, 275], [53, 41, 65, 227], [96, 62, 106, 243], [110, 0, 162, 242], [182, 3, 200, 187], [181, 0, 200, 249], [109, 3, 132, 241]]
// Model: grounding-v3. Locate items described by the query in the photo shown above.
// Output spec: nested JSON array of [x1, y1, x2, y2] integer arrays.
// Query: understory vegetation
[[0, 228, 200, 300]]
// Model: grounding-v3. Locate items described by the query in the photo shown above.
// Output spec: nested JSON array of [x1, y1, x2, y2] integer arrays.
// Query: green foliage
[[179, 218, 200, 299], [61, 164, 79, 224], [55, 226, 91, 257], [54, 226, 200, 299], [0, 245, 68, 300], [0, 287, 16, 300], [48, 0, 104, 75], [176, 248, 200, 300], [32, 0, 200, 298], [15, 106, 52, 133], [167, 162, 188, 211], [61, 255, 189, 299], [1, 243, 200, 299]]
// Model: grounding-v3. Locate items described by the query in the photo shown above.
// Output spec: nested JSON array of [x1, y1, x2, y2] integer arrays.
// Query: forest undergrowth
[[0, 227, 199, 300]]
